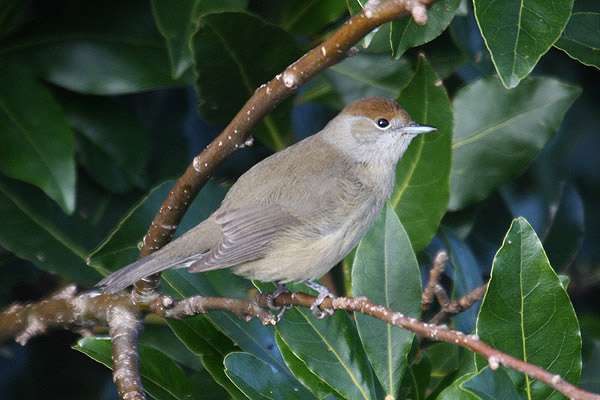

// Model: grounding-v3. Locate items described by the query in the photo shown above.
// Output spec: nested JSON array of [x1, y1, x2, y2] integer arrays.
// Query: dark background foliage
[[0, 0, 598, 399]]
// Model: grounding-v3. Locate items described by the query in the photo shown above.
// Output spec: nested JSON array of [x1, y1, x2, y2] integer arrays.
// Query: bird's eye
[[376, 118, 390, 129]]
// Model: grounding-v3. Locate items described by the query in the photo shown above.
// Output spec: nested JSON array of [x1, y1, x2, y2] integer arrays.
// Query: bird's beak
[[401, 123, 437, 135]]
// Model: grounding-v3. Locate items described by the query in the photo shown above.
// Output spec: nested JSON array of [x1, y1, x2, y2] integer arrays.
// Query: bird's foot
[[303, 280, 335, 319], [267, 282, 291, 322]]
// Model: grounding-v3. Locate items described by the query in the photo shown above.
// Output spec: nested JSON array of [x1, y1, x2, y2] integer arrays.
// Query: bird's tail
[[96, 219, 221, 293], [96, 254, 178, 293]]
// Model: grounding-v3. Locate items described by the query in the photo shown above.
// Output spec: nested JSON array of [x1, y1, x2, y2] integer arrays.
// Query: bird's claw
[[267, 282, 291, 322], [304, 280, 336, 319]]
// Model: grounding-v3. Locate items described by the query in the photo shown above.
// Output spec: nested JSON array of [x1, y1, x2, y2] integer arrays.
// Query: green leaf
[[325, 53, 414, 106], [437, 372, 480, 400], [275, 332, 336, 398], [9, 0, 191, 95], [461, 367, 521, 400], [0, 63, 75, 213], [88, 179, 226, 273], [474, 0, 573, 88], [555, 12, 600, 69], [225, 352, 314, 399], [59, 92, 149, 193], [476, 217, 582, 399], [151, 0, 248, 78], [391, 55, 452, 250], [391, 0, 462, 59], [352, 203, 421, 399], [274, 284, 376, 400], [410, 29, 469, 78], [165, 315, 249, 399], [280, 0, 348, 35], [0, 176, 101, 286], [192, 11, 301, 150], [201, 354, 249, 400], [74, 337, 202, 400], [400, 351, 432, 399], [140, 325, 205, 372], [449, 76, 581, 211], [165, 270, 290, 378]]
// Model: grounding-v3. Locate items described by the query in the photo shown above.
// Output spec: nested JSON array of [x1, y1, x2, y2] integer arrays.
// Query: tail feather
[[96, 254, 174, 293], [97, 219, 222, 293]]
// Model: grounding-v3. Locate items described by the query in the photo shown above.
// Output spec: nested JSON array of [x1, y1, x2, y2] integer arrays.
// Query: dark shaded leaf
[[192, 11, 301, 150], [0, 176, 100, 286], [461, 367, 520, 400], [224, 352, 314, 399], [555, 12, 600, 69], [151, 0, 249, 78], [10, 0, 191, 95], [59, 93, 149, 193], [74, 337, 202, 400], [449, 76, 580, 211], [0, 63, 75, 213]]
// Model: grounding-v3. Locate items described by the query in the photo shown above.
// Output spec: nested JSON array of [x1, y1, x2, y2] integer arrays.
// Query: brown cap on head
[[340, 96, 412, 123]]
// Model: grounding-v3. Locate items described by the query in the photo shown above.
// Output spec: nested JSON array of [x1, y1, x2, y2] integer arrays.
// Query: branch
[[257, 293, 600, 400], [107, 304, 145, 400], [2, 287, 598, 399], [422, 250, 487, 324], [132, 0, 437, 302]]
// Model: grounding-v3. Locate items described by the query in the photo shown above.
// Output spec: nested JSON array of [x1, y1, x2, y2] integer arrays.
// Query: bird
[[97, 96, 436, 315]]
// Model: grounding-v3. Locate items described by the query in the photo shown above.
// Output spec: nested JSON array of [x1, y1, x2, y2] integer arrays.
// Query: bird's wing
[[188, 205, 301, 272]]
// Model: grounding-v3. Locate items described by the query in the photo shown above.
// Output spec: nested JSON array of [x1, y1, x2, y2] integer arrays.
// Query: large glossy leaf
[[391, 0, 461, 59], [476, 217, 581, 399], [192, 12, 301, 150], [352, 204, 421, 399], [0, 176, 100, 286], [474, 0, 573, 88], [275, 332, 337, 398], [391, 55, 452, 250], [151, 0, 248, 78], [0, 63, 75, 213], [202, 353, 249, 400], [555, 12, 600, 69], [9, 0, 190, 95], [224, 352, 314, 399], [165, 315, 248, 400], [74, 337, 201, 400], [273, 281, 376, 400], [449, 76, 580, 211], [59, 93, 149, 193]]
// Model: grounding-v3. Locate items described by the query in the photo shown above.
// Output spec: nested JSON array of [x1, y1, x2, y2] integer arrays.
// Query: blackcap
[[98, 96, 436, 312]]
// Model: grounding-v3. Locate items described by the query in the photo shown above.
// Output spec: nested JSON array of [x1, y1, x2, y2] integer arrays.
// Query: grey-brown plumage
[[97, 97, 435, 293]]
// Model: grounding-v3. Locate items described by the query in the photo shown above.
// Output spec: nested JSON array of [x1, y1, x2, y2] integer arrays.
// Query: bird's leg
[[267, 281, 291, 322], [303, 280, 336, 319]]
